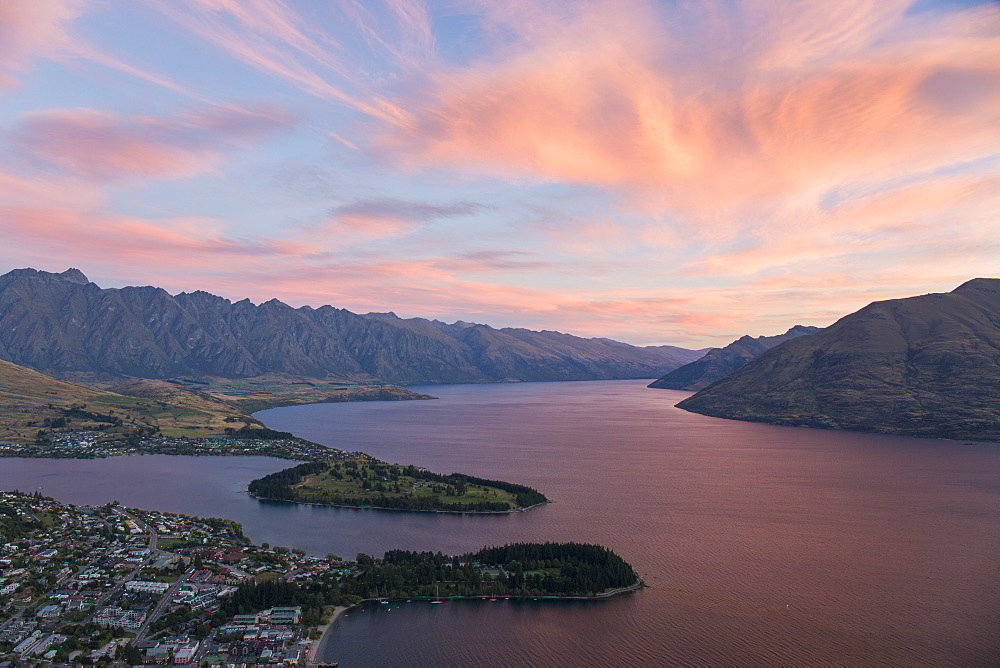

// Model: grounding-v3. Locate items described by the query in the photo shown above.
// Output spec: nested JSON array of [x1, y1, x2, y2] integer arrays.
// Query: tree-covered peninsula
[[351, 542, 641, 599], [248, 459, 548, 513], [221, 542, 640, 612]]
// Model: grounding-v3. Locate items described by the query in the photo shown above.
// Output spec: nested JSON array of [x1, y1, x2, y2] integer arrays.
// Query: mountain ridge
[[648, 325, 820, 390], [0, 268, 694, 386], [676, 279, 1000, 441]]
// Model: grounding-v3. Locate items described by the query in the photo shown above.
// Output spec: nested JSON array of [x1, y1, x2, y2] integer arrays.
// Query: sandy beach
[[307, 605, 350, 664]]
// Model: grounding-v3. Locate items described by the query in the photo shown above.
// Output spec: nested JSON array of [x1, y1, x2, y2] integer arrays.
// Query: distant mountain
[[630, 342, 710, 369], [0, 268, 695, 386], [676, 279, 1000, 440], [361, 312, 703, 382], [649, 325, 820, 390]]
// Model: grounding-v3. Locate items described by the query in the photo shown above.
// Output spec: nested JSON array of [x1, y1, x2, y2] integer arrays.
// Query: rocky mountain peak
[[1, 267, 89, 284], [59, 268, 90, 284]]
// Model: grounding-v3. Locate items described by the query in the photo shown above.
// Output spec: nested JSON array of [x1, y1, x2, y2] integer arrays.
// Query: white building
[[126, 580, 171, 594], [94, 606, 145, 630]]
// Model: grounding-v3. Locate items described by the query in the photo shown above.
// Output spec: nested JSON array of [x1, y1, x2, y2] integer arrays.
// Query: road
[[130, 567, 194, 645], [114, 508, 194, 646], [82, 508, 159, 625]]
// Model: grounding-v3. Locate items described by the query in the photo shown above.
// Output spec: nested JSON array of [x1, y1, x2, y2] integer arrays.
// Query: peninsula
[[0, 359, 548, 514], [248, 459, 548, 513]]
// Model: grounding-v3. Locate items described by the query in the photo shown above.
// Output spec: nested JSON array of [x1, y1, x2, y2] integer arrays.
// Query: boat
[[431, 584, 443, 604]]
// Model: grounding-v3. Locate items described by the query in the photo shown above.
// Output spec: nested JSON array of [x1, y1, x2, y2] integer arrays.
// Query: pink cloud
[[686, 171, 1000, 276], [0, 168, 104, 209], [0, 0, 84, 87], [375, 1, 1000, 218], [8, 104, 290, 181], [0, 203, 321, 301]]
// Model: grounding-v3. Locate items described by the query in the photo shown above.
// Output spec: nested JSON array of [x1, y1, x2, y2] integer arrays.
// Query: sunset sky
[[1, 0, 998, 347]]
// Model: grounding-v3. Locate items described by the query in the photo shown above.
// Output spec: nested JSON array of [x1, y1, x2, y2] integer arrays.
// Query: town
[[0, 490, 349, 666], [0, 433, 366, 463], [0, 490, 640, 666]]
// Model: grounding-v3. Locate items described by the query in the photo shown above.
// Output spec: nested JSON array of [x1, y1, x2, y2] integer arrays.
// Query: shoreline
[[307, 605, 350, 664], [248, 493, 551, 515], [306, 581, 643, 665]]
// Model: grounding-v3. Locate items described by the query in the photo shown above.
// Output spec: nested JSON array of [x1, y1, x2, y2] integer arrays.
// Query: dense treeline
[[471, 542, 637, 595], [247, 461, 327, 500], [63, 404, 123, 425], [220, 579, 348, 627], [0, 496, 43, 540], [449, 474, 547, 508], [217, 542, 637, 625], [343, 542, 638, 599], [295, 491, 511, 512], [246, 459, 548, 512], [225, 425, 298, 440]]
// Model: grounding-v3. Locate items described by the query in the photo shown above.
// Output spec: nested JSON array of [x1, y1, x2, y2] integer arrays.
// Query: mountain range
[[676, 279, 1000, 441], [648, 325, 820, 390], [0, 268, 702, 386]]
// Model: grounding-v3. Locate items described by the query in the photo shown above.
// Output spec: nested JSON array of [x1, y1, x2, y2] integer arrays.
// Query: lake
[[2, 380, 998, 665]]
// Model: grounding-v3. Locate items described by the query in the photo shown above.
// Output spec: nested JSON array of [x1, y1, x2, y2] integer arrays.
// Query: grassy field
[[156, 537, 190, 550], [91, 394, 147, 406]]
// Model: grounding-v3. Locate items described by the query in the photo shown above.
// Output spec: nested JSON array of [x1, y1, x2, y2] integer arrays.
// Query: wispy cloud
[[0, 0, 84, 87], [147, 0, 419, 125], [375, 0, 1000, 219], [324, 197, 486, 238], [686, 170, 1000, 276], [0, 202, 317, 292], [8, 104, 290, 181]]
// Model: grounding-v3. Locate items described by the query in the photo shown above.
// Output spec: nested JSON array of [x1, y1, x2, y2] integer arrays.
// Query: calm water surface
[[2, 380, 998, 665]]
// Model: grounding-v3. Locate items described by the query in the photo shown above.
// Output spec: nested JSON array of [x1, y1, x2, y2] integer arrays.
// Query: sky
[[1, 0, 998, 348]]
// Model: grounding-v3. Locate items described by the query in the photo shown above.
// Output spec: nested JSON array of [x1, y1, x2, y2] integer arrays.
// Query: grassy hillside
[[0, 360, 256, 444]]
